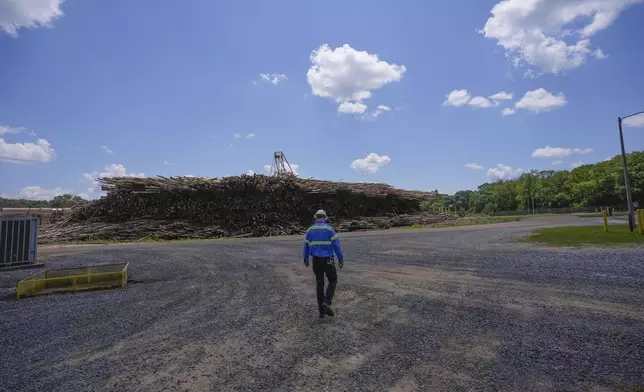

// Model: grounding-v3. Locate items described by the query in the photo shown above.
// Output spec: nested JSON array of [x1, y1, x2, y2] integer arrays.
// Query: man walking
[[303, 209, 345, 318]]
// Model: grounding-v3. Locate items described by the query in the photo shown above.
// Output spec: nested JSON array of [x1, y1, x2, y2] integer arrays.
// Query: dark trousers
[[312, 256, 337, 310]]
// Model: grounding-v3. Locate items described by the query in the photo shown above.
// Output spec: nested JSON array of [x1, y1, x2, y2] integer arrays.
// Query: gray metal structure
[[618, 110, 644, 232], [0, 215, 39, 267], [269, 151, 295, 176]]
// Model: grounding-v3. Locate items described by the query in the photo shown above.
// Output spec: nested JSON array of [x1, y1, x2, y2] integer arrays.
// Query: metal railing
[[490, 206, 623, 216], [0, 207, 71, 217], [16, 263, 129, 299], [0, 208, 72, 225]]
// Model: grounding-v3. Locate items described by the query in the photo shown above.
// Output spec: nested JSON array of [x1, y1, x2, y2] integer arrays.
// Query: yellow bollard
[[602, 209, 608, 233], [638, 209, 644, 235]]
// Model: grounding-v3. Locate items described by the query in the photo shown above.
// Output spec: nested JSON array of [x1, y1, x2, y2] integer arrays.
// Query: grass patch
[[430, 216, 521, 228], [521, 225, 644, 247], [358, 216, 522, 231]]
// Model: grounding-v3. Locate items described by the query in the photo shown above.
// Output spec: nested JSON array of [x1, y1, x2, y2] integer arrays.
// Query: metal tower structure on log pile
[[269, 151, 295, 177]]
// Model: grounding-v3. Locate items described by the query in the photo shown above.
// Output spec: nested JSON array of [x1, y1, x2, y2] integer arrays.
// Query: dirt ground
[[1, 216, 643, 391]]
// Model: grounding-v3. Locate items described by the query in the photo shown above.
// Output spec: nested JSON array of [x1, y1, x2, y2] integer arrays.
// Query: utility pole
[[618, 111, 644, 232]]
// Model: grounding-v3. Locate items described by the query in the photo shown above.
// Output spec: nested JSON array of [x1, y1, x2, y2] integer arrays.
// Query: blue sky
[[1, 0, 644, 200]]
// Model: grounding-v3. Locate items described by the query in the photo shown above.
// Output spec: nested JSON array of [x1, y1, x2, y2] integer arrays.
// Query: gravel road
[[1, 216, 643, 392]]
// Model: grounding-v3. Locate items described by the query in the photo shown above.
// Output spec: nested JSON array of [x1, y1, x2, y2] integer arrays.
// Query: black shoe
[[319, 312, 325, 318], [322, 303, 335, 317]]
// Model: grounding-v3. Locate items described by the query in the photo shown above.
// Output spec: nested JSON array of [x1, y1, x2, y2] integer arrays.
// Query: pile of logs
[[41, 174, 443, 243]]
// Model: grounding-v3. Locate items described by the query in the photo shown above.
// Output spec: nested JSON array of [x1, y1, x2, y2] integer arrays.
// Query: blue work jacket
[[303, 221, 344, 261]]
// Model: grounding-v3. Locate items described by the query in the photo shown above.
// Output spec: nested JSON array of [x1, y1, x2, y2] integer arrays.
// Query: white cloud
[[0, 0, 64, 36], [351, 153, 391, 175], [524, 69, 538, 79], [446, 90, 516, 110], [83, 164, 145, 188], [184, 174, 195, 177], [446, 88, 566, 114], [259, 73, 287, 86], [18, 185, 71, 200], [572, 161, 584, 168], [0, 138, 55, 163], [232, 132, 255, 140], [247, 170, 255, 175], [515, 88, 566, 112], [489, 92, 514, 102], [0, 124, 24, 135], [465, 163, 484, 170], [338, 101, 367, 114], [163, 160, 175, 165], [623, 113, 644, 127], [101, 145, 114, 154], [487, 164, 524, 181], [532, 146, 593, 158], [468, 96, 495, 109], [552, 160, 563, 166], [443, 89, 471, 107], [307, 44, 406, 112], [480, 0, 641, 74], [98, 164, 144, 178], [370, 104, 392, 118]]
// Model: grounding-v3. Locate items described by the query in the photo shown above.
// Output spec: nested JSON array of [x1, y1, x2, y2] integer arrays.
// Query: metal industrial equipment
[[0, 215, 39, 268], [269, 151, 295, 176]]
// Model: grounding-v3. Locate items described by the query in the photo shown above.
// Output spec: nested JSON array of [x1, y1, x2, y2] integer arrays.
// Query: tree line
[[0, 194, 88, 208], [426, 151, 644, 214]]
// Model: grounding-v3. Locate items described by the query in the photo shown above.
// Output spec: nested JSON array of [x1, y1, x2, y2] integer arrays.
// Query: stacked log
[[41, 174, 444, 243]]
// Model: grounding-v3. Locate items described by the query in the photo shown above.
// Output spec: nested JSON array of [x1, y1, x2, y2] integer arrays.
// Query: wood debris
[[41, 174, 447, 243]]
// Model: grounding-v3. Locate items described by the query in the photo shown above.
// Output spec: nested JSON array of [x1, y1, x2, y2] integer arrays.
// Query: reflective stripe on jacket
[[303, 221, 344, 261]]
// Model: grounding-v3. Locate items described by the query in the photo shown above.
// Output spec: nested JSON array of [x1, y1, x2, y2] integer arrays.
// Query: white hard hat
[[314, 209, 327, 218]]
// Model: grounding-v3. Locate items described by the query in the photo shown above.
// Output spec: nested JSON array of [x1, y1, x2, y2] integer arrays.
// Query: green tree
[[449, 151, 644, 213], [0, 194, 88, 208], [50, 194, 86, 207]]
